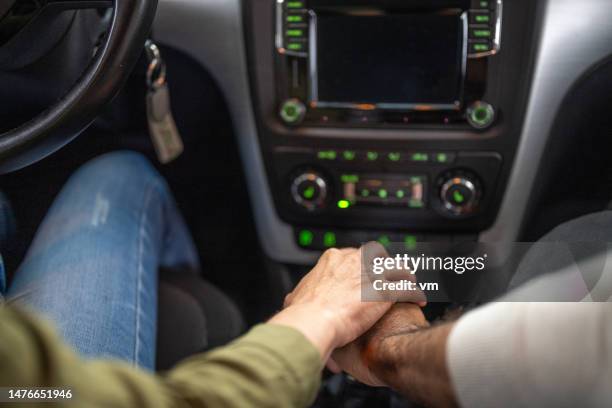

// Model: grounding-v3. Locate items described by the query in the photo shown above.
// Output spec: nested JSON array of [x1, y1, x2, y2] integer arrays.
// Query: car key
[[145, 39, 184, 164]]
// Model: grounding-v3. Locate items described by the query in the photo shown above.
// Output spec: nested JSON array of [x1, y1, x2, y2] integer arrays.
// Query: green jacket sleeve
[[0, 306, 323, 407]]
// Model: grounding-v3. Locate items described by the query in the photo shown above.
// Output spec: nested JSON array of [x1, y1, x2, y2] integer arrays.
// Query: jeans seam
[[135, 180, 158, 367]]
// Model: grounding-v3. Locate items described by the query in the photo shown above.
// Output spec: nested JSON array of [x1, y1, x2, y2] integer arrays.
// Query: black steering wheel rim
[[0, 0, 158, 174]]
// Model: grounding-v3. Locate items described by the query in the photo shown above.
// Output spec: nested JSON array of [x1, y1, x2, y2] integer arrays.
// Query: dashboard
[[154, 0, 612, 264]]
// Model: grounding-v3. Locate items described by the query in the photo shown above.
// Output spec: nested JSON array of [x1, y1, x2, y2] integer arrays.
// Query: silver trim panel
[[481, 0, 612, 245]]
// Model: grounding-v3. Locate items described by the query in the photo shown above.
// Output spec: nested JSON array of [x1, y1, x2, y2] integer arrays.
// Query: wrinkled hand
[[329, 303, 429, 386], [284, 243, 394, 348], [271, 243, 393, 359]]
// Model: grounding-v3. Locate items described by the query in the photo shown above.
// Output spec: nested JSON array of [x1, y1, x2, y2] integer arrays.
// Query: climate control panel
[[271, 146, 502, 245]]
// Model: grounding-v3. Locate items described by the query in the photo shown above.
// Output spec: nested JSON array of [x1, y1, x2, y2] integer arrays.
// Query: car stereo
[[275, 0, 502, 129]]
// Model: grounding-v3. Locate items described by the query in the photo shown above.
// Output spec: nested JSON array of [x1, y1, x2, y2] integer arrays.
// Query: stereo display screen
[[312, 13, 466, 108]]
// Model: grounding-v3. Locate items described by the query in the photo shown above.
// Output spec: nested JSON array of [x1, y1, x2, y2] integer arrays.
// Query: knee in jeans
[[74, 151, 168, 193]]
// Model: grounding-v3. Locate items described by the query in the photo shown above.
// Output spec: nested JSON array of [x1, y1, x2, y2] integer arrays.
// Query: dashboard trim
[[481, 0, 612, 245]]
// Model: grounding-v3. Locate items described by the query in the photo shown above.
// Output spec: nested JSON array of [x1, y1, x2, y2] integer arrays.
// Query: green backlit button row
[[283, 0, 308, 55], [296, 228, 422, 251], [315, 150, 455, 164], [296, 229, 337, 249]]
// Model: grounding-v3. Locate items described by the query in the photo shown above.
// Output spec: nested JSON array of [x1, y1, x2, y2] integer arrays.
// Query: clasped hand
[[271, 243, 429, 387]]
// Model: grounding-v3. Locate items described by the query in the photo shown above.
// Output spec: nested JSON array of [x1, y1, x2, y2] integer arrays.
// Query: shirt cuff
[[446, 302, 526, 408]]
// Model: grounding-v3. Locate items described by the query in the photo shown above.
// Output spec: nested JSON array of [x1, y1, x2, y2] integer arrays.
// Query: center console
[[244, 0, 536, 253]]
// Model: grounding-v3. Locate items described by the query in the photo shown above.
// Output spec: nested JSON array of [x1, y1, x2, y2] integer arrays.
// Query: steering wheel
[[0, 0, 158, 174]]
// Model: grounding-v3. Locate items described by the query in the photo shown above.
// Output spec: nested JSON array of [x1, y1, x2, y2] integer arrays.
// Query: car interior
[[2, 0, 612, 406]]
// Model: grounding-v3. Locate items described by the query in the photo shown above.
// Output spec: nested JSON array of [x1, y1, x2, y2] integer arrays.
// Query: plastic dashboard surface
[[154, 0, 612, 265]]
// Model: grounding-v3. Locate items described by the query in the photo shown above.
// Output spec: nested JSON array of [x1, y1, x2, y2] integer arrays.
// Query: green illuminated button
[[298, 229, 314, 247], [474, 14, 490, 23], [280, 99, 306, 124], [287, 42, 305, 51], [286, 29, 304, 37], [286, 15, 304, 23], [377, 235, 391, 248], [342, 150, 356, 161], [337, 200, 350, 209], [366, 151, 379, 161], [302, 186, 315, 200], [445, 185, 474, 207], [467, 101, 496, 129], [396, 190, 406, 199], [286, 1, 304, 9], [453, 190, 465, 203], [317, 150, 337, 160], [434, 152, 455, 164], [472, 0, 491, 8], [296, 180, 322, 203], [472, 29, 492, 38], [404, 235, 418, 250], [340, 174, 359, 183], [411, 152, 429, 163], [378, 189, 388, 199], [323, 232, 337, 247], [387, 152, 402, 162], [361, 189, 370, 197], [472, 43, 491, 52]]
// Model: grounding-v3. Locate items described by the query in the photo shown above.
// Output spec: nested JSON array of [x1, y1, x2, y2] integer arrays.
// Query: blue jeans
[[0, 151, 200, 370]]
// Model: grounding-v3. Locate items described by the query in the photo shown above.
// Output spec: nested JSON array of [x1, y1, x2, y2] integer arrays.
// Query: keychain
[[145, 39, 184, 164]]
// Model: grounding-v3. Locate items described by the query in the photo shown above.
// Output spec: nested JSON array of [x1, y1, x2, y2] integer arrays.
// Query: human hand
[[269, 243, 393, 360], [329, 303, 429, 386]]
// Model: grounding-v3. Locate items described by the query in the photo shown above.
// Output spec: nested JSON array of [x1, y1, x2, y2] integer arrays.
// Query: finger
[[361, 241, 389, 266], [383, 267, 415, 282], [361, 274, 428, 303], [326, 357, 342, 374]]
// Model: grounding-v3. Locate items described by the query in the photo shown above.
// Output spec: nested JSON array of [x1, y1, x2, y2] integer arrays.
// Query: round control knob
[[280, 98, 306, 125], [439, 175, 481, 216], [291, 172, 328, 210], [466, 101, 496, 130]]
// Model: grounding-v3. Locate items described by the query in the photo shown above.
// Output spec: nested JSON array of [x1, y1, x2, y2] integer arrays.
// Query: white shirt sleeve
[[447, 298, 612, 407]]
